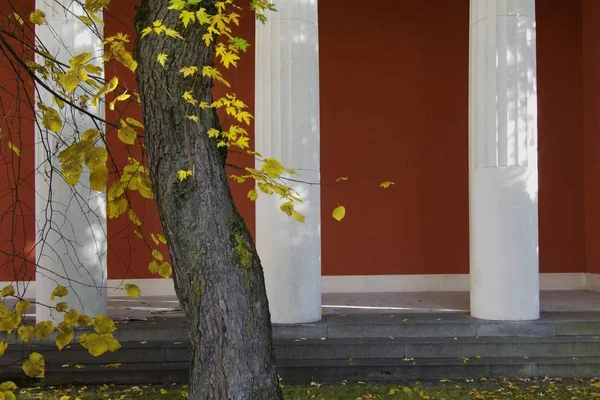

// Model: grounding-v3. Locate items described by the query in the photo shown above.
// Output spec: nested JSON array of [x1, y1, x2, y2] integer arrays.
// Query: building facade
[[1, 0, 600, 323]]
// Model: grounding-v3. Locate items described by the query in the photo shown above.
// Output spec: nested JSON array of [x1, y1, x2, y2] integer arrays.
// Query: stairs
[[2, 312, 600, 385]]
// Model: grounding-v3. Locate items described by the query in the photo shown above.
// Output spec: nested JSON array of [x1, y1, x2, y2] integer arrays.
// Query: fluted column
[[35, 0, 107, 321], [255, 0, 321, 323], [469, 0, 540, 320]]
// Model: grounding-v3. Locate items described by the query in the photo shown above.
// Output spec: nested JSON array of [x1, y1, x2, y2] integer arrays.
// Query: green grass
[[14, 378, 600, 399]]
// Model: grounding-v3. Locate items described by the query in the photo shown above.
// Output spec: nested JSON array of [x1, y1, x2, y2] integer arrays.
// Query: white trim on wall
[[322, 273, 587, 293], [586, 273, 600, 292], [2, 273, 593, 298]]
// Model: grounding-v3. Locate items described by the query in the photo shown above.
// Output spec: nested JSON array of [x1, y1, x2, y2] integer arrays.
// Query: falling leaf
[[332, 206, 346, 221], [380, 181, 395, 188]]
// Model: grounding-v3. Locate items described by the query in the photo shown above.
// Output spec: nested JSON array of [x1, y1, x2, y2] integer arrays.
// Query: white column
[[469, 0, 540, 320], [255, 0, 321, 323], [35, 0, 107, 321]]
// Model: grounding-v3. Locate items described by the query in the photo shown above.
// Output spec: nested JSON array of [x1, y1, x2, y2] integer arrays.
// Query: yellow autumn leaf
[[22, 352, 45, 378], [160, 389, 168, 395], [261, 158, 284, 179], [50, 285, 68, 300], [108, 181, 126, 201], [158, 262, 172, 278], [59, 68, 87, 92], [125, 117, 144, 129], [103, 363, 122, 368], [13, 13, 24, 25], [0, 382, 17, 392], [177, 170, 193, 182], [109, 92, 131, 111], [180, 66, 198, 77], [292, 210, 305, 223], [157, 53, 168, 67], [34, 321, 54, 340], [82, 128, 101, 141], [179, 10, 195, 28], [247, 190, 258, 201], [56, 330, 73, 351], [77, 314, 93, 327], [380, 181, 395, 188], [118, 124, 137, 145], [125, 284, 141, 298], [186, 115, 199, 122], [7, 141, 20, 156], [0, 285, 15, 297], [78, 15, 93, 26], [18, 326, 34, 343], [63, 309, 79, 326], [148, 259, 160, 274], [158, 234, 167, 244], [152, 249, 164, 261], [108, 197, 128, 218], [15, 300, 31, 315], [137, 175, 154, 198], [280, 201, 294, 216], [333, 205, 346, 221], [79, 333, 120, 357], [30, 10, 45, 25], [0, 342, 7, 356], [41, 106, 63, 133], [93, 315, 116, 334], [128, 209, 142, 226], [55, 302, 68, 312], [62, 161, 83, 186], [84, 147, 108, 169], [336, 177, 349, 182], [89, 165, 108, 192], [91, 76, 118, 107]]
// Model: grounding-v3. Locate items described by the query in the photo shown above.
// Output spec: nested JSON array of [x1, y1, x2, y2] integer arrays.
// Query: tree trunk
[[133, 2, 283, 399]]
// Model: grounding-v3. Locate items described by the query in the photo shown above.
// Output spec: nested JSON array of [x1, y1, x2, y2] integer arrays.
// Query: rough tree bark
[[133, 2, 283, 399]]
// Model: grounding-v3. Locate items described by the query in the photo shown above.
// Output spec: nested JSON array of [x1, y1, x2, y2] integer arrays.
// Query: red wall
[[583, 0, 600, 274], [0, 1, 36, 282], [537, 0, 586, 273], [0, 1, 594, 281], [319, 0, 470, 275]]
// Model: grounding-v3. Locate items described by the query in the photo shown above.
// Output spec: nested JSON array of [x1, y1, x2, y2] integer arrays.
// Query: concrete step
[[276, 356, 600, 383], [3, 356, 599, 386], [8, 313, 600, 346], [1, 342, 187, 366], [274, 336, 600, 360]]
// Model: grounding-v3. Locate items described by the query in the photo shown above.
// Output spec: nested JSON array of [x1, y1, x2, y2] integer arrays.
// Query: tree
[[0, 0, 392, 398], [132, 1, 282, 398]]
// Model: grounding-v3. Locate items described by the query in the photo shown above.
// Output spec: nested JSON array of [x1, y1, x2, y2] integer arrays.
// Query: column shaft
[[255, 0, 321, 324], [469, 0, 540, 320], [35, 0, 107, 321]]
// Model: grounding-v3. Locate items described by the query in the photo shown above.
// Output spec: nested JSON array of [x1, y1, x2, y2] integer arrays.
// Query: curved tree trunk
[[133, 2, 283, 399]]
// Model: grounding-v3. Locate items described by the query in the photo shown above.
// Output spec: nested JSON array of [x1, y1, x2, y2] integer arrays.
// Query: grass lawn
[[13, 378, 600, 399]]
